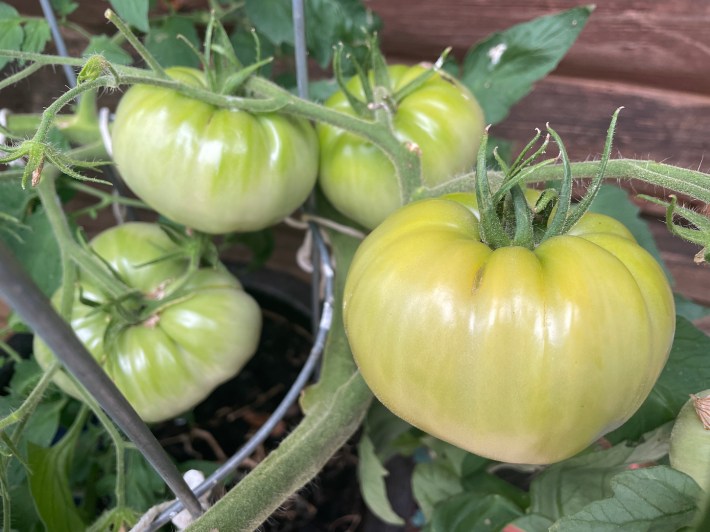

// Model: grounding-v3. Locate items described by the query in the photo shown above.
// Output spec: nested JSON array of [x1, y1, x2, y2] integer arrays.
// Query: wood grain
[[490, 75, 710, 171], [367, 0, 710, 94]]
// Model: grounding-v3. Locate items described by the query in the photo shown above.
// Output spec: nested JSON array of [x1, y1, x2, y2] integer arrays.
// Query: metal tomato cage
[[0, 0, 330, 529]]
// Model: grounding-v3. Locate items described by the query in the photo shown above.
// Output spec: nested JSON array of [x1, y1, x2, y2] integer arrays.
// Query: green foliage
[[144, 16, 201, 68], [244, 0, 379, 69], [108, 0, 149, 33], [50, 0, 78, 18], [550, 467, 701, 531], [358, 434, 405, 525], [0, 208, 64, 297], [530, 424, 672, 520], [459, 5, 593, 124], [83, 35, 133, 65], [0, 3, 51, 70], [423, 494, 523, 532], [27, 429, 86, 530]]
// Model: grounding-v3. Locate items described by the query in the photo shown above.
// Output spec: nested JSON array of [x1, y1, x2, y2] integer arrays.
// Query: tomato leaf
[[245, 0, 294, 46], [606, 317, 710, 444], [123, 450, 166, 511], [230, 29, 275, 78], [589, 184, 671, 281], [460, 5, 593, 124], [460, 472, 530, 511], [50, 0, 78, 17], [82, 35, 133, 65], [20, 19, 50, 55], [530, 424, 673, 521], [422, 493, 523, 532], [108, 0, 149, 33], [304, 0, 379, 68], [549, 466, 701, 531], [144, 16, 200, 68], [504, 513, 555, 531], [0, 179, 35, 222], [0, 3, 23, 70], [362, 401, 416, 461], [412, 459, 463, 520], [1, 208, 63, 297], [27, 435, 85, 531], [358, 433, 406, 526]]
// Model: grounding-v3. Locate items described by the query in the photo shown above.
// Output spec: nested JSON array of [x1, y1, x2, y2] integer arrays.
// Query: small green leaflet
[[358, 434, 405, 526], [460, 5, 593, 124], [108, 0, 149, 33], [245, 0, 295, 46], [83, 35, 133, 65], [530, 424, 674, 521], [0, 4, 24, 70], [1, 209, 63, 297], [0, 3, 51, 69], [50, 0, 78, 17], [20, 19, 51, 55], [423, 493, 523, 532], [144, 16, 201, 68], [27, 413, 86, 532]]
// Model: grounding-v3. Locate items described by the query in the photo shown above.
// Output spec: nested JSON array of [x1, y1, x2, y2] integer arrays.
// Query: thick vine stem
[[246, 76, 423, 204], [36, 173, 135, 300], [529, 159, 710, 204]]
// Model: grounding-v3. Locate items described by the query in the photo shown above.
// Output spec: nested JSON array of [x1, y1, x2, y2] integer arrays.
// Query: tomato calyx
[[475, 108, 622, 250]]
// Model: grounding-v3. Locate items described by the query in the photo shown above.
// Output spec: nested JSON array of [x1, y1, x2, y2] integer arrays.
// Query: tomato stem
[[36, 173, 137, 302], [105, 9, 167, 78]]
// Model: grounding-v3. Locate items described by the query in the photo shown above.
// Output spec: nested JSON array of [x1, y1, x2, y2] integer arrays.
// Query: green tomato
[[317, 64, 485, 229], [670, 390, 710, 491], [111, 67, 319, 234], [343, 196, 675, 464], [34, 223, 262, 423]]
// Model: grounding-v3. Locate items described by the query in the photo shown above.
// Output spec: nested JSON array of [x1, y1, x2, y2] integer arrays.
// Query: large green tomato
[[34, 223, 262, 423], [112, 67, 319, 234], [317, 64, 485, 229], [343, 196, 675, 464]]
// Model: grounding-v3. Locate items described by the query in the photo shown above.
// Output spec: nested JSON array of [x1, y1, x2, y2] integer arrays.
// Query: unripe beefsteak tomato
[[111, 67, 319, 234], [317, 64, 485, 229], [344, 196, 675, 464], [34, 223, 262, 423]]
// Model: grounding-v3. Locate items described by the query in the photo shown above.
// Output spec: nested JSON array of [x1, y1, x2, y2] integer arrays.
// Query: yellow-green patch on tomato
[[111, 67, 319, 234], [343, 196, 675, 464], [33, 223, 262, 423], [317, 64, 485, 229]]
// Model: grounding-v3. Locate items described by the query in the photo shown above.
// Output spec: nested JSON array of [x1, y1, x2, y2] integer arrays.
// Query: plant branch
[[529, 159, 710, 204], [246, 76, 422, 204], [0, 361, 60, 432], [36, 174, 134, 300]]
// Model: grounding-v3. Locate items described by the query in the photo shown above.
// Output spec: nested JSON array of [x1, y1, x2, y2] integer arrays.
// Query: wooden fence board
[[368, 0, 710, 94]]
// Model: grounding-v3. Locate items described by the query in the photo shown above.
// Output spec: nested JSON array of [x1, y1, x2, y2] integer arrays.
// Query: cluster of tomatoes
[[38, 63, 675, 465]]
